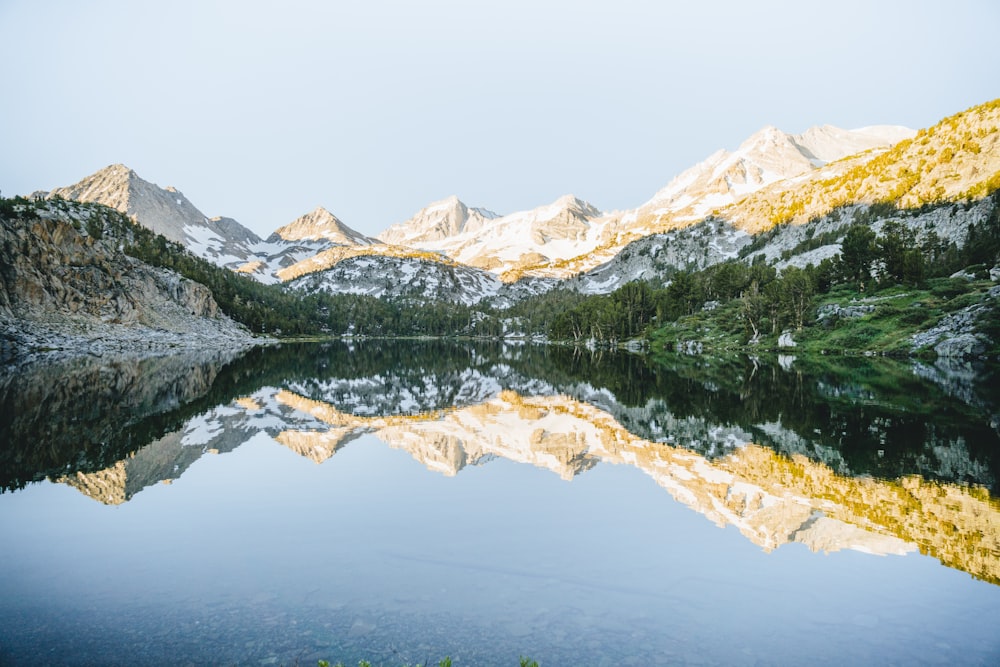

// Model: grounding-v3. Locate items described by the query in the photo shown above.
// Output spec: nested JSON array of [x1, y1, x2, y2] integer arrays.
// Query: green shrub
[[930, 278, 972, 299], [900, 308, 934, 326]]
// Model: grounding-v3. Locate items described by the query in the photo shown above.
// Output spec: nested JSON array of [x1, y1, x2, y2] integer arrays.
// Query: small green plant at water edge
[[318, 658, 460, 667]]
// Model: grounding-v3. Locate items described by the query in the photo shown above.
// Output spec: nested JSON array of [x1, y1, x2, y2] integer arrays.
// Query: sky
[[1, 0, 998, 239]]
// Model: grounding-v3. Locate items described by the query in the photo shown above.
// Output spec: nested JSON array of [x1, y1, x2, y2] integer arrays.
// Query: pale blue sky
[[1, 0, 997, 238]]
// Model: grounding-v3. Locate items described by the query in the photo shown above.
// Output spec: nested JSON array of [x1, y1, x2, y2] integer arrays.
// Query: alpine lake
[[1, 341, 999, 666]]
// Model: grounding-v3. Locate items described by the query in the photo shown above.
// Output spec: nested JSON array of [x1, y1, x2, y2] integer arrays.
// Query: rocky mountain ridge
[[371, 125, 914, 281]]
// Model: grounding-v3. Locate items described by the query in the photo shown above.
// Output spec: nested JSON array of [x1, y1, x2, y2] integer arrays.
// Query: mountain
[[268, 206, 376, 245], [623, 124, 915, 231], [375, 125, 913, 283], [27, 99, 1000, 312], [229, 206, 380, 284], [46, 164, 262, 266], [264, 194, 610, 298], [529, 105, 1000, 291], [384, 194, 614, 275], [28, 120, 933, 294], [502, 124, 914, 282], [377, 195, 499, 246], [725, 99, 1000, 232]]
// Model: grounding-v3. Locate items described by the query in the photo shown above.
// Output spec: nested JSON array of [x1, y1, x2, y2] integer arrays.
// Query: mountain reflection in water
[[2, 341, 999, 587]]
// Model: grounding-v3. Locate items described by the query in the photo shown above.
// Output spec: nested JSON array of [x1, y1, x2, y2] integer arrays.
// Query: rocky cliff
[[0, 198, 253, 357]]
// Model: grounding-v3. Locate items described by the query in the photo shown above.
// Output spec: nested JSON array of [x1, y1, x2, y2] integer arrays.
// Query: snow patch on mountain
[[286, 255, 503, 305]]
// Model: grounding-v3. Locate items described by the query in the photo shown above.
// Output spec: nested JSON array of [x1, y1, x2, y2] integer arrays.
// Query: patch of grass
[[650, 300, 748, 352], [318, 658, 524, 667], [650, 277, 999, 358]]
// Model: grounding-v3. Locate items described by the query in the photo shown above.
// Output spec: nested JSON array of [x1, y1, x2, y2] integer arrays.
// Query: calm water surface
[[1, 342, 999, 666]]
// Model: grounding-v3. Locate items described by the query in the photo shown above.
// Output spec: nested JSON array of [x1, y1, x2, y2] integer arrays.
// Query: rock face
[[910, 285, 1000, 358], [0, 200, 253, 357], [816, 303, 877, 321], [565, 218, 750, 293], [934, 333, 988, 358]]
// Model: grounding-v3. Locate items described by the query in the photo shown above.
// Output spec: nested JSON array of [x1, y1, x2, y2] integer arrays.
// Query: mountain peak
[[538, 194, 601, 220], [377, 196, 498, 246], [270, 207, 374, 246], [425, 195, 467, 214], [749, 124, 784, 137], [307, 206, 341, 222], [47, 164, 262, 254], [92, 163, 137, 181], [738, 125, 795, 152], [554, 193, 582, 207]]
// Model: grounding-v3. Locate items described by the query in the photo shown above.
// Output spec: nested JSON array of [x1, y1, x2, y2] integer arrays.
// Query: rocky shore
[[0, 313, 259, 362]]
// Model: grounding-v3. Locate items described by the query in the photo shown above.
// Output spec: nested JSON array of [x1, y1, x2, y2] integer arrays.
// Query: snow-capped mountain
[[567, 102, 1000, 296], [45, 164, 262, 265], [367, 125, 913, 283], [726, 102, 1000, 233], [623, 124, 915, 231], [269, 206, 376, 246], [377, 195, 499, 246], [230, 206, 382, 284], [504, 123, 919, 283], [44, 166, 386, 285], [383, 194, 615, 276]]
